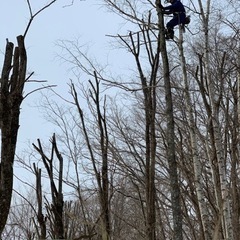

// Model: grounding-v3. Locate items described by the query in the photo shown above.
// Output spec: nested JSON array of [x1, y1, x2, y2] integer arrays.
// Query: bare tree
[[176, 19, 211, 240], [71, 76, 111, 240], [33, 134, 64, 239], [4, 1, 239, 239]]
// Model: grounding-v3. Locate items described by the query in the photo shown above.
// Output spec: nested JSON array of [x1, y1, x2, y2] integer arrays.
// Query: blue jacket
[[164, 0, 185, 15], [163, 0, 186, 27]]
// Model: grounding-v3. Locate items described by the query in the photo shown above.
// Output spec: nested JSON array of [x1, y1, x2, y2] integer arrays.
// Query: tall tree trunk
[[71, 77, 111, 240], [105, 17, 160, 237], [178, 27, 211, 239], [0, 36, 27, 237], [197, 0, 233, 238], [156, 2, 183, 239], [232, 41, 240, 240]]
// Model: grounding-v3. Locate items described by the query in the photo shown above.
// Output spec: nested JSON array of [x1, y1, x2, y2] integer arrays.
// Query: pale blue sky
[[1, 0, 132, 151]]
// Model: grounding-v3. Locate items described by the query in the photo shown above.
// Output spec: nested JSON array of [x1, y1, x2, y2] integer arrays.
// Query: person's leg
[[165, 27, 174, 39], [179, 13, 187, 25], [166, 17, 178, 39]]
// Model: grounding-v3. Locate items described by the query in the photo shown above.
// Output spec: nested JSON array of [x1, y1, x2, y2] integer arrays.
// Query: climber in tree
[[159, 0, 186, 39]]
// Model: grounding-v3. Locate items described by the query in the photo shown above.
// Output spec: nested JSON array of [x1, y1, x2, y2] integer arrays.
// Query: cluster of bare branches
[[1, 0, 240, 240]]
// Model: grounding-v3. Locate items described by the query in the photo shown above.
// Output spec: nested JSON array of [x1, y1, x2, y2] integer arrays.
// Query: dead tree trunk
[[33, 163, 47, 239], [33, 134, 64, 239], [0, 36, 27, 237]]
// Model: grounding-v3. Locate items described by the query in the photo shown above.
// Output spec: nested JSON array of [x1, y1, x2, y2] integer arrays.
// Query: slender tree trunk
[[117, 19, 160, 238], [237, 42, 240, 166], [232, 41, 240, 240], [33, 164, 47, 239], [156, 2, 183, 239], [197, 0, 233, 238], [178, 27, 211, 239], [145, 26, 159, 240], [71, 77, 111, 240]]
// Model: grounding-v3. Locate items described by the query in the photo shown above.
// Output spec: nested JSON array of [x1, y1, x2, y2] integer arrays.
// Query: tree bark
[[197, 0, 233, 238], [33, 163, 47, 239], [178, 27, 211, 239], [0, 36, 27, 237], [156, 2, 183, 239]]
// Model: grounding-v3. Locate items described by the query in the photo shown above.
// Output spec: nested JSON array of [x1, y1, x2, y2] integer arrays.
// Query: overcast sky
[[0, 0, 132, 151]]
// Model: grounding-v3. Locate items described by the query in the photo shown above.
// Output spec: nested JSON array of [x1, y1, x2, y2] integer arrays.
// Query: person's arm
[[164, 1, 180, 11], [158, 3, 173, 14]]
